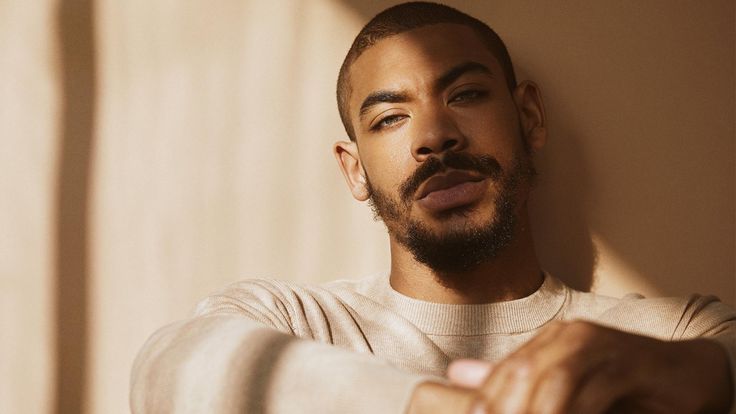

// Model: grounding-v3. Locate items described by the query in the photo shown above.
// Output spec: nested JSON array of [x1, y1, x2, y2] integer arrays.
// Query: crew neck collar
[[366, 272, 568, 336]]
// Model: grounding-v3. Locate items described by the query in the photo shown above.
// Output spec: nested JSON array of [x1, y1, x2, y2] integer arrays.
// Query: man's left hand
[[447, 320, 733, 413]]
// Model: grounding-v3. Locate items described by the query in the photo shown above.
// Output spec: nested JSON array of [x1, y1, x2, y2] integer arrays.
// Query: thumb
[[407, 381, 484, 414], [447, 359, 494, 387]]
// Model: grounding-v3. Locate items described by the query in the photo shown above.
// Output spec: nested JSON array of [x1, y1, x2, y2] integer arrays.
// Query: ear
[[512, 80, 547, 153], [333, 140, 370, 201]]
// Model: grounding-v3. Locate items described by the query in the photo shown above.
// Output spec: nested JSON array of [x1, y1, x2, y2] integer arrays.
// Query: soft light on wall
[[1, 1, 733, 413]]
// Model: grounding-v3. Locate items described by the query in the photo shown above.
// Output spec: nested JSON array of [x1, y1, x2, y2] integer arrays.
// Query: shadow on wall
[[338, 0, 598, 291], [55, 0, 96, 413], [527, 105, 597, 292]]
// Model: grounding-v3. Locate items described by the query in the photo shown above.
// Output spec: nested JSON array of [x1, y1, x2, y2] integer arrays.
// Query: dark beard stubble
[[366, 152, 535, 274]]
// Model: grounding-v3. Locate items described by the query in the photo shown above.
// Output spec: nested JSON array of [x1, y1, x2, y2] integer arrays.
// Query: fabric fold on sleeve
[[130, 315, 431, 414]]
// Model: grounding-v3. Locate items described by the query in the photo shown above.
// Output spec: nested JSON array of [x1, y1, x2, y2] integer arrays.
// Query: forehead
[[348, 23, 503, 113]]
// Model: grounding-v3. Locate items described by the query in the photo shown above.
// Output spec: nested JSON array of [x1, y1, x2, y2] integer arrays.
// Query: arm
[[409, 295, 736, 414], [130, 279, 432, 413], [407, 321, 733, 413], [130, 315, 428, 413], [444, 321, 732, 413]]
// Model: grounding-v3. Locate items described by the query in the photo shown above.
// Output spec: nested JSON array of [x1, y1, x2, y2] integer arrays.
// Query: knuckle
[[503, 355, 534, 376]]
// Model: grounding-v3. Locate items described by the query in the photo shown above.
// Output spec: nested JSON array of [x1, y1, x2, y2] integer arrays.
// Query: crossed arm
[[131, 281, 736, 414], [132, 316, 734, 414], [408, 320, 734, 414]]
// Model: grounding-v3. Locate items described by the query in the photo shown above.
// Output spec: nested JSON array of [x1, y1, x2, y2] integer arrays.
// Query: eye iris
[[454, 90, 478, 101], [384, 116, 398, 125], [379, 115, 401, 127]]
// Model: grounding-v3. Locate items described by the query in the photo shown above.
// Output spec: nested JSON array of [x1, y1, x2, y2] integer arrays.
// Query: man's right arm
[[130, 305, 429, 413]]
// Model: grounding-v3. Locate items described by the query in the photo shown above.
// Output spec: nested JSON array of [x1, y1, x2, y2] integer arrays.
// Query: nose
[[410, 106, 466, 162]]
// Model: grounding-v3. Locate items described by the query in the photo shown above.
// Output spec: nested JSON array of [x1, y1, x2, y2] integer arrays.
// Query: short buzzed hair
[[336, 1, 518, 141]]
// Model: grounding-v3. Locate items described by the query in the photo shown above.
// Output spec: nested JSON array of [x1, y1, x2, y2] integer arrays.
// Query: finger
[[482, 320, 567, 390], [527, 364, 589, 414], [526, 354, 626, 414], [477, 360, 517, 407], [476, 321, 570, 412], [407, 381, 484, 414], [488, 321, 617, 413], [494, 363, 535, 413], [447, 359, 494, 388], [566, 363, 630, 414]]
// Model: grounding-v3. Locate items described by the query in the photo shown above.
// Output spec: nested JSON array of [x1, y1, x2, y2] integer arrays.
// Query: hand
[[445, 320, 733, 414], [406, 381, 482, 414]]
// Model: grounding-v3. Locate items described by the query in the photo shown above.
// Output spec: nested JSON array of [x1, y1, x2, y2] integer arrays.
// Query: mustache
[[399, 152, 502, 203]]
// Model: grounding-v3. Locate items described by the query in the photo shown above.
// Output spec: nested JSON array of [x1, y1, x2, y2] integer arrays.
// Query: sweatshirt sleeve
[[595, 292, 736, 412], [130, 280, 429, 413]]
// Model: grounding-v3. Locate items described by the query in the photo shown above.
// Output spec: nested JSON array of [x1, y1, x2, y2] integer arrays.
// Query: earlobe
[[353, 172, 370, 200], [526, 125, 547, 153], [333, 140, 370, 201], [513, 80, 547, 153]]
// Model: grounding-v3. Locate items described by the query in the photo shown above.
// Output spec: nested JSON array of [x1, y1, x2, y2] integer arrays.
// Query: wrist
[[669, 339, 733, 413], [699, 339, 734, 412]]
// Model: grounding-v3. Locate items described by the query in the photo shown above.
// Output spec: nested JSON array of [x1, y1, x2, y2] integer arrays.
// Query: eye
[[370, 114, 407, 131], [449, 89, 488, 104]]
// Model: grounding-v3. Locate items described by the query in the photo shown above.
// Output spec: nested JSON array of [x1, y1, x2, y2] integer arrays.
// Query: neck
[[388, 211, 543, 304]]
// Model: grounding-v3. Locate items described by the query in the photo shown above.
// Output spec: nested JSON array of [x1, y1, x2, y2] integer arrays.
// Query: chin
[[407, 219, 496, 251], [395, 189, 519, 273], [421, 203, 496, 227], [402, 210, 516, 274]]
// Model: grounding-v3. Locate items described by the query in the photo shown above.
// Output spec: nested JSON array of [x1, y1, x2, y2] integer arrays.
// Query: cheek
[[457, 103, 523, 156], [360, 145, 414, 193]]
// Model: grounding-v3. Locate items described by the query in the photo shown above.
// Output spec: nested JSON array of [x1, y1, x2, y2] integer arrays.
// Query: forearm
[[707, 330, 736, 413], [436, 321, 735, 414], [666, 338, 733, 413], [130, 315, 427, 413], [679, 299, 736, 414]]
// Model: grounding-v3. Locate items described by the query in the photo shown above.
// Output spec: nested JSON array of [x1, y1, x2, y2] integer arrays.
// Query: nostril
[[417, 147, 432, 155], [442, 139, 458, 151]]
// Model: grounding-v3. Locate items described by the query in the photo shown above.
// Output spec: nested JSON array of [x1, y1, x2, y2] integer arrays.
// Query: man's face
[[344, 23, 538, 272]]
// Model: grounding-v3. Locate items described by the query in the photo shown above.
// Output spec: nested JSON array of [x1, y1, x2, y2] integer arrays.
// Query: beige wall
[[2, 0, 733, 413]]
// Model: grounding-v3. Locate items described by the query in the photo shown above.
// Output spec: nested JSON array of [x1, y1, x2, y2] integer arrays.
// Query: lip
[[414, 170, 489, 213], [415, 170, 487, 200]]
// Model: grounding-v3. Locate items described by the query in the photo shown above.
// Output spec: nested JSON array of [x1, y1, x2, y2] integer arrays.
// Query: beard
[[366, 151, 535, 274]]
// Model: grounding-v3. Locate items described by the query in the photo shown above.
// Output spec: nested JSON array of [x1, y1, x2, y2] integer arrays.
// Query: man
[[131, 2, 735, 413]]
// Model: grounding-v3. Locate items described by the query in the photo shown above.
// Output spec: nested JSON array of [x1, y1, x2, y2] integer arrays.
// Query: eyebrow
[[357, 61, 494, 119], [434, 61, 493, 92], [359, 91, 410, 119]]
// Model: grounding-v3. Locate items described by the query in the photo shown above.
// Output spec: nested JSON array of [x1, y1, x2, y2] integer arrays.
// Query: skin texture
[[334, 23, 547, 304], [333, 23, 732, 413], [441, 321, 732, 414]]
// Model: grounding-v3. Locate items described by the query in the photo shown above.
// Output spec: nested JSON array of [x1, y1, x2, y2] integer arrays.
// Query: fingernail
[[448, 360, 494, 386]]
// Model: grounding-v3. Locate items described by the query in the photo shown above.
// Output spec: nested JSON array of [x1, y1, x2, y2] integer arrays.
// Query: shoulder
[[561, 283, 735, 340], [192, 274, 385, 338]]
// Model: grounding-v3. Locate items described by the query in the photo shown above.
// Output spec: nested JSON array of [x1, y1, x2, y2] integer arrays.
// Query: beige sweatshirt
[[130, 274, 736, 413]]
